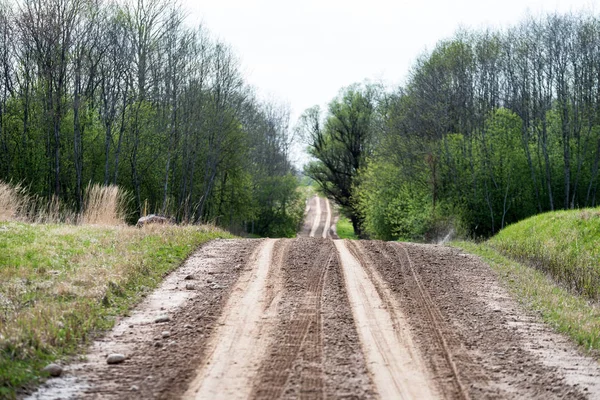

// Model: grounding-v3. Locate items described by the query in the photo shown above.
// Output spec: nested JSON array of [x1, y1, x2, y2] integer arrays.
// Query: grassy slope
[[453, 207, 600, 355], [336, 216, 358, 240], [0, 223, 232, 398], [490, 208, 600, 299]]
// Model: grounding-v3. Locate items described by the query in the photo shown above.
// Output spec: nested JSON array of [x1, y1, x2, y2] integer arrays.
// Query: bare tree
[[196, 42, 244, 221], [0, 1, 14, 177], [121, 0, 169, 213]]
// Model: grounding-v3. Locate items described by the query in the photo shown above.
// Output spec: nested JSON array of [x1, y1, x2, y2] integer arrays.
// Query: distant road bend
[[29, 196, 600, 399]]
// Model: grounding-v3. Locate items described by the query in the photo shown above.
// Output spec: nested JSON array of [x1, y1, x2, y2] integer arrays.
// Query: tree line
[[0, 0, 303, 236], [302, 11, 600, 239]]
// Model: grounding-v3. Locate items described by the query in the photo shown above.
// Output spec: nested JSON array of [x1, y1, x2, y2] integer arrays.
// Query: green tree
[[300, 84, 378, 237]]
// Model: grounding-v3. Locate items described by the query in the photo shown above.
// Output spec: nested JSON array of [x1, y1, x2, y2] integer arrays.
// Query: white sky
[[182, 0, 596, 164]]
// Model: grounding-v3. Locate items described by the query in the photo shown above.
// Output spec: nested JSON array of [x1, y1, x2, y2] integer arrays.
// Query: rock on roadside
[[136, 214, 174, 228], [154, 315, 171, 323], [43, 363, 63, 377], [106, 354, 126, 365]]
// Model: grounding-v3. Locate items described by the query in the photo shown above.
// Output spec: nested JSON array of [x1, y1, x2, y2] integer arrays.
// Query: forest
[[0, 0, 303, 237], [303, 11, 600, 240], [3, 0, 599, 241]]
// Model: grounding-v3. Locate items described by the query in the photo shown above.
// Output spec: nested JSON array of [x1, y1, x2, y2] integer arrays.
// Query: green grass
[[489, 208, 600, 300], [0, 222, 233, 399], [452, 206, 600, 356], [336, 216, 358, 240], [453, 241, 600, 354]]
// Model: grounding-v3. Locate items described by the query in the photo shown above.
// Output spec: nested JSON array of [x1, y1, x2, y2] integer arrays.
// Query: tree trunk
[[73, 60, 83, 210]]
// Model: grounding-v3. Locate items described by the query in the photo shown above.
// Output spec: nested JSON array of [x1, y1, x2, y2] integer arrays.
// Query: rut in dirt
[[28, 195, 600, 399], [300, 195, 334, 239]]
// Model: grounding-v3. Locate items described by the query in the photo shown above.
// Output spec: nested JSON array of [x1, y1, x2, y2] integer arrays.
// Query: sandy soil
[[300, 195, 334, 239], [26, 196, 600, 399], [356, 240, 600, 399], [184, 239, 278, 399], [250, 238, 375, 399], [336, 240, 437, 399]]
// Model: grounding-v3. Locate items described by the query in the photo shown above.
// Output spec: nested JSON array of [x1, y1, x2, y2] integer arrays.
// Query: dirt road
[[29, 196, 600, 399], [300, 195, 335, 238]]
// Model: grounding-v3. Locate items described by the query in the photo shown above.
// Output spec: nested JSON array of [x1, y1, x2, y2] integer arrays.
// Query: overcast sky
[[182, 0, 596, 165]]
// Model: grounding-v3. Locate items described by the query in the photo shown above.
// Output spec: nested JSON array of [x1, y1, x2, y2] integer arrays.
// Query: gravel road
[[27, 196, 600, 399]]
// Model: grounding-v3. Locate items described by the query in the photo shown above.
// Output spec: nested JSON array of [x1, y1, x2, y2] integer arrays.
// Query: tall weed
[[80, 184, 129, 226], [0, 181, 25, 221], [0, 181, 129, 225]]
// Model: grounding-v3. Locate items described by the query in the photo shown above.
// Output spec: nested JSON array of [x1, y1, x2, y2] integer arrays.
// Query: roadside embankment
[[0, 222, 232, 399], [489, 208, 600, 300], [454, 207, 600, 354]]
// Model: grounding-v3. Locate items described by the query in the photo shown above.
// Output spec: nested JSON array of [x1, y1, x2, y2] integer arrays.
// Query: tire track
[[335, 239, 438, 399], [183, 239, 279, 400], [345, 241, 423, 364], [263, 239, 290, 317], [301, 196, 333, 239], [361, 240, 476, 399], [309, 196, 322, 238], [321, 198, 331, 239], [392, 242, 471, 400], [251, 239, 329, 399]]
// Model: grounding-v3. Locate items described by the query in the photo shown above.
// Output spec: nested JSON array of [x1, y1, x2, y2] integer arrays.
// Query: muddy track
[[392, 242, 472, 399], [355, 241, 480, 398], [248, 238, 377, 399], [184, 239, 279, 399], [27, 196, 600, 399], [357, 240, 600, 399]]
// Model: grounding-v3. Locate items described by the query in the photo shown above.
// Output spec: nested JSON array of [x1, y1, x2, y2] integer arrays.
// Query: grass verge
[[489, 208, 600, 300], [336, 216, 358, 240], [453, 241, 600, 355], [0, 222, 233, 398]]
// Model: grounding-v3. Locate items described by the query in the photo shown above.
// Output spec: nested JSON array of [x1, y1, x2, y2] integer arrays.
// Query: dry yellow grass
[[80, 184, 129, 226], [0, 181, 77, 224], [0, 181, 129, 225], [30, 195, 76, 224], [0, 182, 25, 222]]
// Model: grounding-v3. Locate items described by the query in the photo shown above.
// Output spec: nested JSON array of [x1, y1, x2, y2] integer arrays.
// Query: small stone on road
[[106, 354, 126, 364], [43, 363, 63, 377], [155, 315, 170, 323]]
